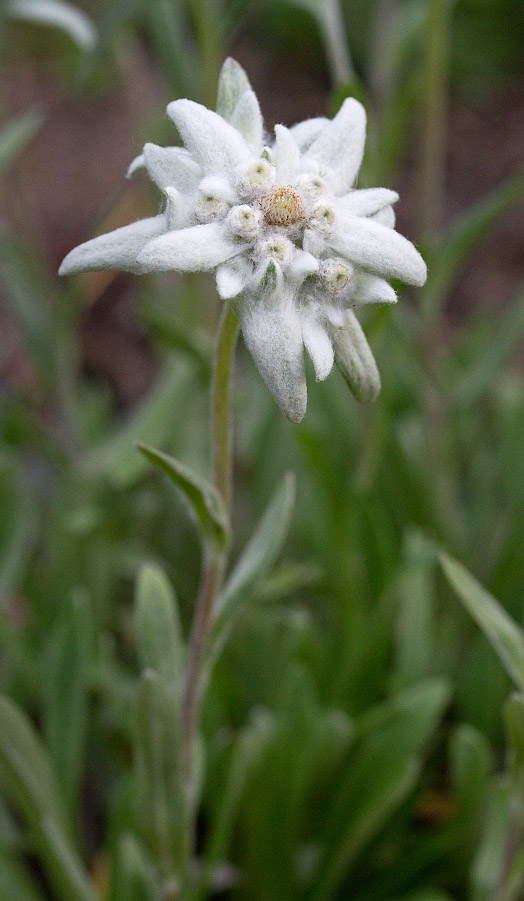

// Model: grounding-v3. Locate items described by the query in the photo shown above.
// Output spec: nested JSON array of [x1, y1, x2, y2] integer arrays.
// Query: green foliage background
[[0, 0, 524, 898]]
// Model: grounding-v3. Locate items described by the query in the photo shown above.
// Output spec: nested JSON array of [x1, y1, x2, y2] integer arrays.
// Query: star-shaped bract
[[60, 59, 426, 422]]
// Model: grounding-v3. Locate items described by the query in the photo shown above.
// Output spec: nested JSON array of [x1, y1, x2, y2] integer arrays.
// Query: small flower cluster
[[60, 59, 426, 422]]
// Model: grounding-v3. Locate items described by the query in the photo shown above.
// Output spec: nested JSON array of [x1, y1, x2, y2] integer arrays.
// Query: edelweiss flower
[[60, 59, 426, 422]]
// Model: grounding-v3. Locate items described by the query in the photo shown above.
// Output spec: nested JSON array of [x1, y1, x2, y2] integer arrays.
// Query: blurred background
[[1, 1, 524, 899]]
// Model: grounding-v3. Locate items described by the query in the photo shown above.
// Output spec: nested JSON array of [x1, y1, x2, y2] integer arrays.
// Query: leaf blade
[[0, 109, 44, 176], [0, 695, 97, 901], [441, 552, 524, 691], [137, 443, 229, 547], [217, 472, 296, 617], [135, 563, 184, 695]]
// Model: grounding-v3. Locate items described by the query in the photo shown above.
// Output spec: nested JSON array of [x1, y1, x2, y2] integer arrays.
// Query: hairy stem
[[211, 303, 240, 511], [181, 302, 239, 832]]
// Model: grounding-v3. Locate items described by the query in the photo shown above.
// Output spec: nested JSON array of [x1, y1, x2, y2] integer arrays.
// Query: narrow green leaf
[[505, 693, 524, 782], [208, 473, 296, 665], [252, 562, 320, 604], [312, 680, 450, 900], [135, 563, 184, 693], [79, 0, 140, 83], [137, 443, 229, 547], [393, 531, 438, 689], [216, 58, 251, 120], [204, 713, 274, 866], [286, 0, 354, 84], [471, 779, 511, 901], [374, 77, 421, 184], [42, 590, 92, 814], [0, 109, 43, 176], [0, 232, 58, 389], [402, 893, 453, 901], [144, 0, 195, 99], [455, 286, 524, 403], [217, 472, 296, 617], [6, 0, 96, 50], [424, 161, 524, 318], [441, 552, 524, 691], [449, 724, 493, 826], [133, 672, 186, 881], [0, 453, 38, 602], [110, 833, 157, 901], [0, 696, 67, 834], [40, 815, 99, 901], [312, 757, 420, 900], [0, 849, 45, 901], [0, 695, 97, 901], [233, 667, 352, 901]]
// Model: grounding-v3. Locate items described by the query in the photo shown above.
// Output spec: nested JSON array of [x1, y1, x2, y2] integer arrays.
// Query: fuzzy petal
[[372, 204, 396, 228], [302, 313, 334, 381], [231, 90, 264, 154], [302, 227, 326, 258], [167, 99, 250, 175], [142, 143, 202, 192], [329, 214, 427, 286], [164, 187, 187, 229], [127, 153, 144, 178], [216, 258, 251, 299], [328, 310, 381, 402], [136, 222, 246, 273], [336, 188, 398, 218], [238, 287, 307, 422], [290, 117, 329, 151], [273, 124, 301, 183], [59, 215, 166, 275], [287, 248, 319, 284], [305, 98, 366, 191], [352, 273, 397, 305]]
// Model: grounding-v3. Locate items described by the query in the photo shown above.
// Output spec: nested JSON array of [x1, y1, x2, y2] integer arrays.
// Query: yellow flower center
[[260, 185, 306, 227]]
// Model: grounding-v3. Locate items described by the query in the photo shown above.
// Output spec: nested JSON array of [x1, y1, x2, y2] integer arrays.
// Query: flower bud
[[295, 173, 327, 200], [256, 236, 293, 264], [310, 201, 336, 230], [320, 258, 353, 293], [240, 158, 274, 191], [196, 176, 235, 221], [226, 204, 261, 239]]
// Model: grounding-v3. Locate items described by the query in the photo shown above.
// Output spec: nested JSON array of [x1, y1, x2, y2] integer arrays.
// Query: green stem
[[181, 301, 239, 839]]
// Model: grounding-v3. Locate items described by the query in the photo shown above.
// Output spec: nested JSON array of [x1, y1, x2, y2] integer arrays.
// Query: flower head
[[59, 58, 427, 422]]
